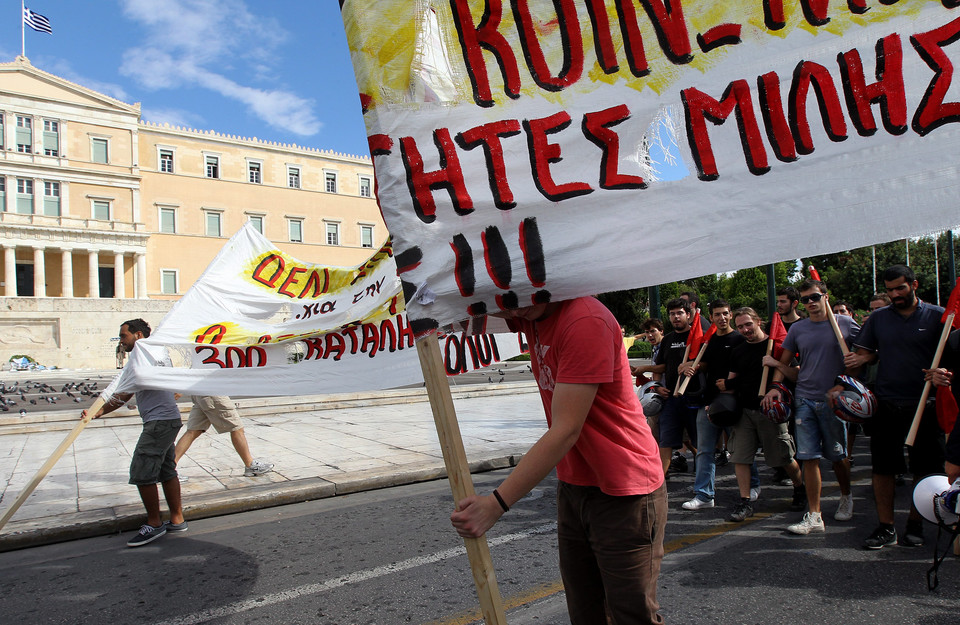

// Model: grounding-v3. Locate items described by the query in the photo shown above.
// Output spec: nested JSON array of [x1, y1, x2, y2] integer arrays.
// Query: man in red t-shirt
[[451, 297, 667, 624]]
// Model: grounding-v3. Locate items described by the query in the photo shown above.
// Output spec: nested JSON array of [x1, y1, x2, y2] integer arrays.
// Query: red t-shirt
[[514, 297, 663, 496]]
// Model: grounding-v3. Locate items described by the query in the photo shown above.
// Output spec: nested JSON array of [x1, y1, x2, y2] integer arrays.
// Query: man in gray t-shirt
[[762, 279, 857, 536], [83, 318, 185, 548]]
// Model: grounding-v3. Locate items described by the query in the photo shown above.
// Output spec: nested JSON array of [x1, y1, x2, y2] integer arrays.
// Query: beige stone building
[[0, 57, 384, 369]]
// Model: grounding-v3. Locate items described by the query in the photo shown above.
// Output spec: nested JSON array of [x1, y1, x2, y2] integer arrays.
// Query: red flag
[[685, 313, 705, 358], [936, 384, 958, 433], [941, 277, 960, 329], [808, 265, 821, 281], [768, 310, 788, 359]]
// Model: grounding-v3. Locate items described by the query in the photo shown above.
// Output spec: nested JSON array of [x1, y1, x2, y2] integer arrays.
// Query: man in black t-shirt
[[720, 308, 805, 522], [651, 298, 701, 475], [680, 299, 744, 510]]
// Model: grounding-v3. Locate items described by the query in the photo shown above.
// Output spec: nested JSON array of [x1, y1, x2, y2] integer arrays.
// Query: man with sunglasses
[[762, 279, 857, 535], [843, 265, 946, 549]]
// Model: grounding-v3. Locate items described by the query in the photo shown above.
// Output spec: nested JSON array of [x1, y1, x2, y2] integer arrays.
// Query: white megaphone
[[913, 475, 960, 526]]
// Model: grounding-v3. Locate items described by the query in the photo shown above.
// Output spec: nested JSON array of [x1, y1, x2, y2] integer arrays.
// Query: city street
[[2, 449, 957, 624]]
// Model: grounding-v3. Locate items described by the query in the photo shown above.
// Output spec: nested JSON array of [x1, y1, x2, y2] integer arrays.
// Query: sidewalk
[[0, 378, 546, 551]]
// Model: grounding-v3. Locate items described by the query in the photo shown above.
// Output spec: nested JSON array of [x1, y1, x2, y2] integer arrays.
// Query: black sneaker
[[863, 525, 897, 550], [163, 520, 189, 533], [669, 452, 688, 474], [714, 449, 730, 468], [730, 500, 754, 522], [899, 522, 924, 547], [772, 466, 792, 486], [790, 484, 807, 512], [127, 524, 166, 548]]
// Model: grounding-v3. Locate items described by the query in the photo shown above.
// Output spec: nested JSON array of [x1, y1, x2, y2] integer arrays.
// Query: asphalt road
[[1, 449, 957, 625]]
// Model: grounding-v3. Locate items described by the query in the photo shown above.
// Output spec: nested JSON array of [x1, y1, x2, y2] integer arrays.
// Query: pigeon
[[73, 397, 83, 403], [19, 409, 26, 416], [29, 399, 36, 405]]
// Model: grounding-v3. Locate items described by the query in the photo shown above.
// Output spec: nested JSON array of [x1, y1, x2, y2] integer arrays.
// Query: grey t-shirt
[[781, 315, 860, 399], [135, 389, 181, 423]]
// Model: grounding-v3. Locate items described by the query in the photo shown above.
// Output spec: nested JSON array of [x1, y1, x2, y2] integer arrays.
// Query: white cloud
[[34, 57, 132, 102], [139, 106, 206, 130], [118, 0, 320, 136]]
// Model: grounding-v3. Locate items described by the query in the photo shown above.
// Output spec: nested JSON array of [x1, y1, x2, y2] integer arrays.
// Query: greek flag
[[23, 7, 52, 34]]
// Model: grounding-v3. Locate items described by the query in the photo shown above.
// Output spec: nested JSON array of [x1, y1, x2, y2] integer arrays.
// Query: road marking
[[150, 522, 557, 625], [427, 512, 777, 625]]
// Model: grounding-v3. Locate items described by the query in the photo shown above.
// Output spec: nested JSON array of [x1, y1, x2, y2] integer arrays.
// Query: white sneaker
[[750, 486, 761, 502], [787, 511, 825, 535], [682, 497, 715, 510], [244, 459, 275, 477], [834, 494, 853, 521]]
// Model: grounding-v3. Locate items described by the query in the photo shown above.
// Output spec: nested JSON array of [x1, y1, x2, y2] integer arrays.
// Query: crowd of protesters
[[638, 264, 957, 550]]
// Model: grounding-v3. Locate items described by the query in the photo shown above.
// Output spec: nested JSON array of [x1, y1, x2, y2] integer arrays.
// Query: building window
[[43, 181, 60, 216], [0, 177, 5, 211], [16, 116, 32, 153], [205, 211, 222, 237], [159, 149, 174, 173], [93, 199, 111, 221], [248, 161, 262, 184], [359, 175, 372, 198], [288, 219, 303, 243], [91, 137, 109, 163], [325, 222, 340, 246], [16, 178, 33, 213], [159, 207, 177, 233], [205, 155, 220, 179], [160, 270, 178, 294], [287, 166, 300, 189], [42, 120, 59, 156], [360, 225, 374, 248], [248, 215, 263, 233], [324, 171, 337, 193], [0, 114, 4, 150]]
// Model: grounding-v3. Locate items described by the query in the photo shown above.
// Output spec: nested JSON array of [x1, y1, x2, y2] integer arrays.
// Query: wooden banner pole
[[676, 344, 706, 396], [758, 339, 774, 397], [905, 312, 954, 447], [416, 334, 507, 625], [0, 397, 104, 532], [825, 304, 851, 357], [672, 345, 691, 396]]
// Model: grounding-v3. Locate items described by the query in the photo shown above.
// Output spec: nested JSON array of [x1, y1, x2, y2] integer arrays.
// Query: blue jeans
[[794, 398, 847, 462], [693, 408, 759, 501]]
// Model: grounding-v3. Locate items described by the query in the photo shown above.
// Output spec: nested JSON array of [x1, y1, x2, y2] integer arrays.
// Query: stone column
[[114, 252, 125, 299], [136, 253, 147, 299], [33, 246, 46, 297], [4, 246, 16, 296], [61, 249, 73, 297], [88, 250, 99, 298]]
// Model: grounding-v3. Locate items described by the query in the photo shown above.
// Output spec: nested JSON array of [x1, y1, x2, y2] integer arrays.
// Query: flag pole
[[758, 339, 774, 397], [0, 397, 103, 532], [415, 333, 507, 625], [21, 0, 26, 57], [905, 312, 954, 446]]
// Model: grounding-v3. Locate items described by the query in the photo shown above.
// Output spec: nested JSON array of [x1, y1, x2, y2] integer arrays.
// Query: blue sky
[[5, 0, 372, 157]]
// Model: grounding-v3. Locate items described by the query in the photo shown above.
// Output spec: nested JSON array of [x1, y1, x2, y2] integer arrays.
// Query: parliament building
[[0, 56, 384, 368]]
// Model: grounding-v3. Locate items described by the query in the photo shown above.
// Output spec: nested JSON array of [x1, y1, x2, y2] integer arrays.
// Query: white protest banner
[[341, 1, 960, 332], [112, 223, 523, 397]]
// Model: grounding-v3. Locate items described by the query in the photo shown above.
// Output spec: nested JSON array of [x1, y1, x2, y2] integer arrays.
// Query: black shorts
[[866, 399, 944, 477]]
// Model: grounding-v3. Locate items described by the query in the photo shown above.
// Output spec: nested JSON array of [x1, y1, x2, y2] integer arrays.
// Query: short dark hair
[[641, 318, 664, 332], [798, 278, 826, 294], [869, 292, 891, 305], [776, 286, 799, 302], [666, 298, 692, 315], [708, 299, 730, 315], [882, 264, 916, 283], [832, 300, 850, 310], [122, 318, 151, 338], [680, 291, 700, 308]]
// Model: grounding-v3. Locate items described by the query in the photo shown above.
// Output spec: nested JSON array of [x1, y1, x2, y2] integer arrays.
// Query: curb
[[0, 453, 524, 552]]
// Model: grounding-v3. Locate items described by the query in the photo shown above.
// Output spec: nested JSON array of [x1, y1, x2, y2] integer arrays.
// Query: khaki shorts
[[728, 407, 796, 468], [187, 395, 243, 433]]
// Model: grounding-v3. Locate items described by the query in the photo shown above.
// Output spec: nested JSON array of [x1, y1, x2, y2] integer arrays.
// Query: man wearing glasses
[[762, 279, 857, 535]]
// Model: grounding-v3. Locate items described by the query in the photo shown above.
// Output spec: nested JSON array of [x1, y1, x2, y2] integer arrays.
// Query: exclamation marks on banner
[[452, 216, 550, 317]]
